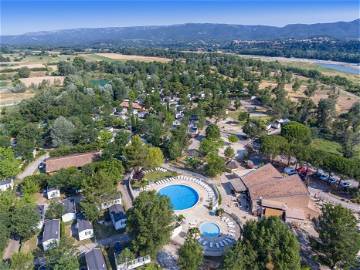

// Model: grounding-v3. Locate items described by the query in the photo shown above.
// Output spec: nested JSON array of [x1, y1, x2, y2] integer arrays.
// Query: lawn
[[93, 222, 120, 240], [144, 171, 177, 182], [311, 138, 343, 155], [20, 235, 38, 253]]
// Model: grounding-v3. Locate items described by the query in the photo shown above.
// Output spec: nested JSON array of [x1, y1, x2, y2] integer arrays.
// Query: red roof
[[45, 151, 100, 173], [120, 100, 144, 111]]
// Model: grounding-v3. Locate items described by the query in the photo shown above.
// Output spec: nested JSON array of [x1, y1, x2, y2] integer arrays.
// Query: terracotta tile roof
[[120, 100, 144, 111], [241, 163, 318, 218], [45, 151, 100, 173], [241, 164, 308, 201]]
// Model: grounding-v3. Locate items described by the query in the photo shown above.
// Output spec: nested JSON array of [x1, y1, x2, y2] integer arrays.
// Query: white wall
[[79, 229, 94, 241]]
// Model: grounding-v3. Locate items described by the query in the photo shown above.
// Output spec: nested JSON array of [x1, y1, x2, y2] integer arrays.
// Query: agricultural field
[[19, 75, 64, 87], [95, 53, 172, 63], [0, 91, 35, 107]]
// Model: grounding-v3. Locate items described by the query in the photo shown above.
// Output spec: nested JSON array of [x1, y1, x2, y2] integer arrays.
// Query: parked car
[[327, 177, 338, 185], [319, 174, 329, 181], [339, 181, 352, 188], [113, 241, 122, 255], [38, 162, 45, 171], [283, 167, 297, 175]]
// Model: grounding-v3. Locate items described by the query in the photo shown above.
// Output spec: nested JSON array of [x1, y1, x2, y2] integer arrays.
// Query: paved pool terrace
[[144, 175, 241, 256]]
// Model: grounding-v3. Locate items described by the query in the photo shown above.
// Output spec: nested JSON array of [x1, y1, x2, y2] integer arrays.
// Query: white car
[[339, 181, 352, 188]]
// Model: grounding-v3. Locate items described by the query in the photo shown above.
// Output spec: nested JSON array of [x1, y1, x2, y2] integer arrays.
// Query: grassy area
[[93, 222, 119, 239], [144, 170, 177, 182], [311, 138, 343, 155], [132, 170, 178, 189], [20, 235, 38, 253]]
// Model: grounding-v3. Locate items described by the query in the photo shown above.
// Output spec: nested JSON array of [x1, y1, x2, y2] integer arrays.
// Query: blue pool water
[[200, 222, 220, 238], [159, 185, 199, 210]]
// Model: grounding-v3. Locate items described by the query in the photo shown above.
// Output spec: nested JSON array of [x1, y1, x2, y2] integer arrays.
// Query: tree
[[117, 248, 135, 264], [238, 112, 249, 122], [228, 135, 239, 143], [178, 233, 203, 270], [224, 146, 235, 159], [260, 135, 288, 161], [80, 200, 100, 222], [205, 153, 225, 177], [199, 138, 220, 156], [103, 130, 130, 160], [124, 135, 148, 168], [18, 67, 31, 78], [145, 147, 164, 168], [292, 78, 301, 92], [45, 201, 64, 219], [317, 98, 336, 130], [22, 176, 40, 195], [0, 222, 10, 256], [45, 238, 79, 270], [10, 252, 34, 270], [10, 204, 40, 240], [205, 124, 220, 140], [312, 204, 360, 269], [281, 121, 312, 145], [127, 191, 174, 257], [222, 217, 301, 270], [0, 147, 20, 178], [167, 140, 182, 160], [50, 116, 75, 147], [243, 119, 266, 138], [97, 130, 113, 147]]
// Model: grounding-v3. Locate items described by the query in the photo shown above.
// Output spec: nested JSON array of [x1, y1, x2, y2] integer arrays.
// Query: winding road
[[16, 152, 49, 180]]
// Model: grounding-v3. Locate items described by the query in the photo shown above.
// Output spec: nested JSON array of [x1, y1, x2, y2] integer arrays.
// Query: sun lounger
[[209, 242, 213, 248]]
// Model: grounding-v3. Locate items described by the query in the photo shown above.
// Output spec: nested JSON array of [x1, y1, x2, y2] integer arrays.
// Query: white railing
[[116, 255, 151, 270]]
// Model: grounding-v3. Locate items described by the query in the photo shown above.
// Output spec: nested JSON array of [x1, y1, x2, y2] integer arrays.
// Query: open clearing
[[19, 76, 64, 87], [259, 80, 360, 113], [95, 53, 171, 63], [0, 63, 46, 71], [0, 91, 35, 106]]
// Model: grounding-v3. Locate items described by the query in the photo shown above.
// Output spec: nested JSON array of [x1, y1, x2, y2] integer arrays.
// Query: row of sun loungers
[[198, 236, 236, 249], [143, 167, 168, 174]]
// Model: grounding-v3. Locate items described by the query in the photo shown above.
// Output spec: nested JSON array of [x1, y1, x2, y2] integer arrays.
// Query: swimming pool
[[200, 222, 221, 238], [159, 185, 199, 210]]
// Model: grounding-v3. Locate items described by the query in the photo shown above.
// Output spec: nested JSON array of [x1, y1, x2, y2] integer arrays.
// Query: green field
[[311, 138, 343, 155]]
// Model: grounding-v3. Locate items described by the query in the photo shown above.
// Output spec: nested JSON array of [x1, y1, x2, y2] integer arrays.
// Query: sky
[[1, 0, 359, 35]]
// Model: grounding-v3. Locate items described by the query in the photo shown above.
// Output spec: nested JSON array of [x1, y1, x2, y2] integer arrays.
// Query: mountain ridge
[[1, 19, 359, 46]]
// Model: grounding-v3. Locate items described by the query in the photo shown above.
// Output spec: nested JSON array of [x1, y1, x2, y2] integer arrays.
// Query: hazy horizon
[[1, 0, 359, 35]]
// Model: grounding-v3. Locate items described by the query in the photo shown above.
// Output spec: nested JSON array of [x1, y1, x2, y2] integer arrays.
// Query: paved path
[[97, 233, 130, 247], [309, 187, 360, 213], [117, 174, 133, 210], [17, 153, 49, 180], [2, 239, 20, 260], [77, 234, 131, 253]]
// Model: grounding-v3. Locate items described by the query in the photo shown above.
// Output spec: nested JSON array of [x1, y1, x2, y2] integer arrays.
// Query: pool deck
[[146, 177, 241, 256]]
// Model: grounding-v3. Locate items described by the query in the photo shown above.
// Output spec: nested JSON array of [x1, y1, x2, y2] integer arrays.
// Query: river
[[236, 54, 360, 75], [316, 62, 359, 75]]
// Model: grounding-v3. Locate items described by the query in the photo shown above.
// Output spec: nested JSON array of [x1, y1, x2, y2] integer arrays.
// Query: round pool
[[159, 185, 199, 210], [200, 222, 220, 238]]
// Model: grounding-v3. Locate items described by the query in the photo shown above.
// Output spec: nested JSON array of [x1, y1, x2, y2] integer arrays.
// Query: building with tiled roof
[[239, 163, 319, 220], [45, 151, 100, 173]]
